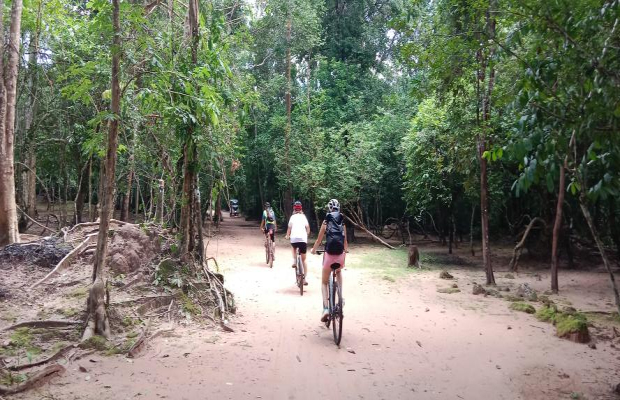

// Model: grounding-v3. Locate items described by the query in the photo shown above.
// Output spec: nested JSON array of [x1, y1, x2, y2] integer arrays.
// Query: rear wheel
[[331, 279, 343, 345], [297, 257, 304, 296], [265, 238, 269, 265]]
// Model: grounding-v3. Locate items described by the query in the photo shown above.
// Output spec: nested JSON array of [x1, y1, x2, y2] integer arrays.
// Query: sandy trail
[[24, 217, 620, 400]]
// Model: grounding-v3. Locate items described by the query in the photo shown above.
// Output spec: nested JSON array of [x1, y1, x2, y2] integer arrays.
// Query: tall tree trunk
[[283, 8, 293, 221], [179, 0, 199, 259], [88, 157, 93, 221], [84, 0, 121, 340], [0, 0, 24, 246], [477, 0, 497, 285], [179, 141, 195, 257], [550, 159, 567, 293], [19, 0, 43, 227]]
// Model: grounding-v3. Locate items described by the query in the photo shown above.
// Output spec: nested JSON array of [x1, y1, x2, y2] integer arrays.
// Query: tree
[[0, 0, 25, 246]]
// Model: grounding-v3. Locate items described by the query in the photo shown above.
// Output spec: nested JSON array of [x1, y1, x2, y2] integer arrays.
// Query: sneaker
[[303, 280, 308, 286], [320, 308, 329, 322], [292, 264, 296, 268]]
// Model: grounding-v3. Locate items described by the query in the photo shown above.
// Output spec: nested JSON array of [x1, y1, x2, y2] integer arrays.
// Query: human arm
[[285, 219, 292, 240], [344, 225, 349, 252], [311, 222, 327, 254], [260, 211, 265, 231]]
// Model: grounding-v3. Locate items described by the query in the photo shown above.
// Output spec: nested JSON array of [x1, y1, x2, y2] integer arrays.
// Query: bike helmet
[[264, 202, 270, 208], [293, 200, 302, 211], [327, 199, 340, 212]]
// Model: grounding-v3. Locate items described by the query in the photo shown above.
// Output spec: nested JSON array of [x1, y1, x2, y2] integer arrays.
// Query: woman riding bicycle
[[311, 199, 348, 322], [285, 201, 310, 285]]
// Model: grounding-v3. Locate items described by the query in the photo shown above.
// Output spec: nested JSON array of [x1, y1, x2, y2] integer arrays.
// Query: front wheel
[[269, 242, 274, 268], [331, 279, 343, 345]]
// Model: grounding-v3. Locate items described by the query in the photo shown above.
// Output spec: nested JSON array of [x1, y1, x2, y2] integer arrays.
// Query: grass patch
[[536, 305, 558, 322], [180, 293, 201, 316], [556, 313, 588, 337], [509, 302, 536, 314], [437, 287, 461, 294], [0, 328, 42, 358], [346, 247, 410, 282], [68, 286, 88, 298], [80, 335, 110, 351], [0, 370, 28, 386], [58, 307, 79, 318]]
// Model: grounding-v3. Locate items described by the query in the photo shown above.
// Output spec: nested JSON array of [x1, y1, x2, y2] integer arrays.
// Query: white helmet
[[327, 199, 340, 212]]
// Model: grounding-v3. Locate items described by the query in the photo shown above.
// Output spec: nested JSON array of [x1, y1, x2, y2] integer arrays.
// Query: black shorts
[[291, 242, 307, 254]]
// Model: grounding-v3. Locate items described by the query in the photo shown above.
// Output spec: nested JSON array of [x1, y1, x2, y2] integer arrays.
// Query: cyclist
[[285, 201, 310, 285], [260, 202, 277, 261], [311, 199, 348, 322]]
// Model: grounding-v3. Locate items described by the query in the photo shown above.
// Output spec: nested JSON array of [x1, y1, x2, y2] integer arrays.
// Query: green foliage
[[555, 313, 589, 338], [509, 302, 536, 314], [536, 305, 558, 322]]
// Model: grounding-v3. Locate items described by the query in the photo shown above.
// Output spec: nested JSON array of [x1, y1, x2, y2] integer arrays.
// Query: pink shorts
[[322, 252, 345, 270]]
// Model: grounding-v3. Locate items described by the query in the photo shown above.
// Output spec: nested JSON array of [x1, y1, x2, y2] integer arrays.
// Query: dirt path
[[22, 218, 620, 400]]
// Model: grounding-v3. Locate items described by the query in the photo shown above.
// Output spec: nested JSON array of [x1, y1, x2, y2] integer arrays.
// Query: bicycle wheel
[[297, 255, 304, 296], [331, 277, 343, 345], [265, 238, 269, 265], [269, 242, 274, 268]]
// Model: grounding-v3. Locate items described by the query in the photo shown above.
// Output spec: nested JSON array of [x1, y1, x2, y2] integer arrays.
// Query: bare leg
[[321, 265, 330, 309], [290, 246, 296, 267], [301, 252, 308, 283]]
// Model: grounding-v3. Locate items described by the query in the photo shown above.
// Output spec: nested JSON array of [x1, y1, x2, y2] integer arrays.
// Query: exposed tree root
[[81, 279, 111, 341], [30, 233, 98, 289], [8, 345, 76, 371], [0, 364, 65, 395], [127, 324, 174, 358], [1, 320, 81, 332]]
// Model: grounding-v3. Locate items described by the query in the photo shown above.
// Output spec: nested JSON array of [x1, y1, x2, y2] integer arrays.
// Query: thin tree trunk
[[74, 162, 89, 224], [20, 0, 42, 226], [134, 175, 140, 221], [551, 159, 567, 293], [88, 157, 93, 221], [477, 0, 497, 285], [85, 0, 121, 340], [0, 0, 24, 246], [156, 179, 164, 224], [179, 141, 194, 257], [283, 7, 293, 221]]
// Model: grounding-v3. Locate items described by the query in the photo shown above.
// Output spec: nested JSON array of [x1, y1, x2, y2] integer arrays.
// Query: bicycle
[[264, 230, 274, 268], [294, 248, 305, 296], [316, 250, 343, 345]]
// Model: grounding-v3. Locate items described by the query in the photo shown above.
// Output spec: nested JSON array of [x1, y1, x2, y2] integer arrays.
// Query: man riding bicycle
[[285, 201, 310, 285], [260, 202, 277, 260], [311, 199, 348, 322]]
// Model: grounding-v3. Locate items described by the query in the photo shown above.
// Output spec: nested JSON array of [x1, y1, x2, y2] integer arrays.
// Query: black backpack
[[325, 211, 345, 255]]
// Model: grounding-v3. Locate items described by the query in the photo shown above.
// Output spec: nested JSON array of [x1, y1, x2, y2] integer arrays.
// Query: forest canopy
[[0, 0, 618, 310]]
